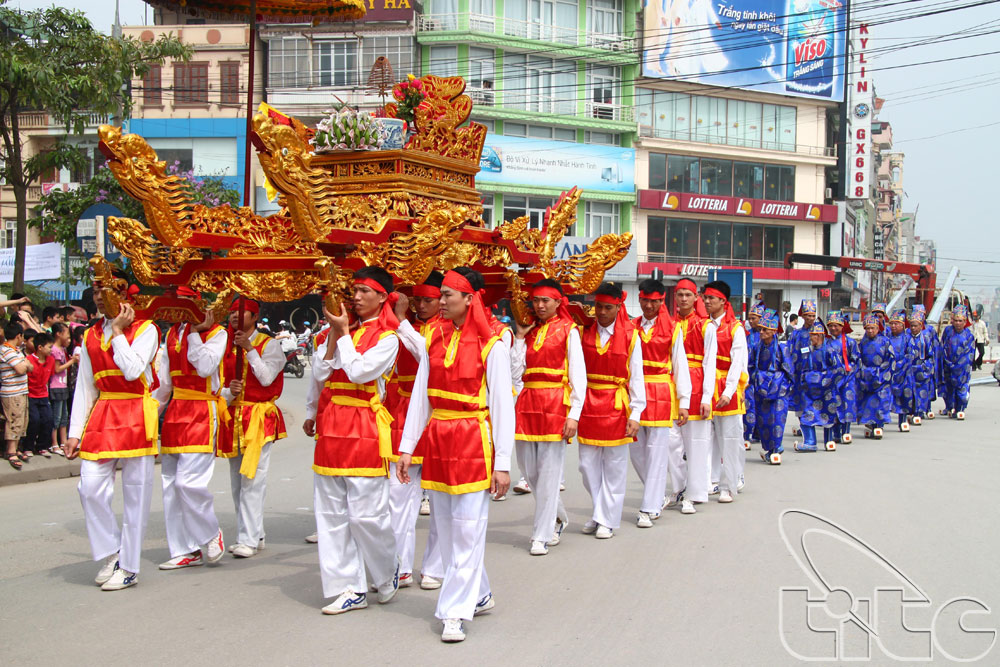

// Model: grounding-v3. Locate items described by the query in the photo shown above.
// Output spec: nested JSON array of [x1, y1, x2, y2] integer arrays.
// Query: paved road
[[2, 375, 998, 665]]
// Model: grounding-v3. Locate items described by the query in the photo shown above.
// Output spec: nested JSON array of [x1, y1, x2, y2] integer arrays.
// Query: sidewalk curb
[[0, 457, 81, 488]]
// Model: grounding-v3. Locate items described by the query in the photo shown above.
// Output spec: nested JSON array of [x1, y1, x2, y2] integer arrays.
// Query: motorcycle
[[283, 348, 305, 378]]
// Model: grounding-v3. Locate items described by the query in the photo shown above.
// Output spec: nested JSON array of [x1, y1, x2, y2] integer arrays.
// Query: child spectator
[[2, 322, 32, 469], [41, 306, 62, 331], [67, 325, 85, 418], [26, 332, 56, 458], [23, 328, 37, 355], [48, 323, 76, 456]]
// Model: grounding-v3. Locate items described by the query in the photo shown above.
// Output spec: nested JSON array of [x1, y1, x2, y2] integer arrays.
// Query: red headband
[[229, 298, 260, 315], [177, 286, 198, 298], [355, 277, 388, 294], [442, 270, 493, 349], [442, 271, 474, 295], [595, 293, 625, 305], [639, 290, 665, 299], [675, 278, 698, 294], [412, 284, 441, 299], [532, 286, 564, 301], [703, 287, 727, 300]]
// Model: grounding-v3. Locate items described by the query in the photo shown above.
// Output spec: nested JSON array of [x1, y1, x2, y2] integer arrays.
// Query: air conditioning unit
[[5, 220, 16, 231], [825, 187, 833, 200]]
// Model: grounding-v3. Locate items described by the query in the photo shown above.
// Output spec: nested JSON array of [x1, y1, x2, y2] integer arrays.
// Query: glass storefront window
[[732, 223, 764, 262], [733, 161, 765, 199], [649, 153, 667, 190], [765, 164, 795, 202], [647, 217, 666, 257], [667, 155, 699, 193], [700, 158, 733, 197], [764, 225, 794, 262], [667, 219, 699, 259], [701, 221, 731, 260]]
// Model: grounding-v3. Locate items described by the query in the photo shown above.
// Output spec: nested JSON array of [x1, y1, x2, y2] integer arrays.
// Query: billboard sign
[[847, 21, 873, 199], [642, 0, 849, 101], [638, 189, 838, 223], [0, 242, 62, 282], [362, 0, 414, 21], [478, 135, 634, 193]]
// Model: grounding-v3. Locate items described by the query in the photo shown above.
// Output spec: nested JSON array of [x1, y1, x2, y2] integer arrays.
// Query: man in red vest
[[152, 286, 227, 570], [670, 278, 717, 515], [397, 267, 514, 643], [577, 282, 646, 539], [702, 280, 748, 504], [630, 278, 690, 528], [65, 278, 160, 591], [219, 299, 286, 558], [387, 271, 443, 588], [311, 266, 402, 615], [511, 279, 585, 556]]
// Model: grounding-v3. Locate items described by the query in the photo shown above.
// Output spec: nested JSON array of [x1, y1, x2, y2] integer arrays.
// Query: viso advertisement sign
[[642, 0, 848, 100], [478, 135, 635, 193]]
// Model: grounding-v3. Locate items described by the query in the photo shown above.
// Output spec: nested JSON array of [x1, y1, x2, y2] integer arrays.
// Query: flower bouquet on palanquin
[[392, 74, 429, 128]]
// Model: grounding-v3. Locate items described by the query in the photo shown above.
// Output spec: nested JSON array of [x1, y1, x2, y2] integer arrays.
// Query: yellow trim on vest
[[329, 393, 394, 460], [80, 445, 159, 461], [578, 435, 633, 447], [513, 432, 565, 442], [312, 463, 388, 477], [421, 408, 493, 495], [427, 385, 487, 408], [324, 381, 377, 393], [98, 391, 159, 443], [94, 369, 124, 381], [172, 386, 231, 429]]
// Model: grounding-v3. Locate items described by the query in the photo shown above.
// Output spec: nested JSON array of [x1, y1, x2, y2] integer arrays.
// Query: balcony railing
[[638, 125, 835, 157], [16, 111, 110, 131], [417, 13, 636, 54], [466, 86, 496, 107], [640, 253, 787, 268], [585, 101, 634, 122]]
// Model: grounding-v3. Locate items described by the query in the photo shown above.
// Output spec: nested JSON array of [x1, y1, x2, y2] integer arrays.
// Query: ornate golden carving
[[550, 232, 634, 295], [385, 75, 487, 165]]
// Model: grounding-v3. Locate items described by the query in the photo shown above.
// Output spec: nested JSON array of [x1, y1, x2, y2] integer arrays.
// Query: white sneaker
[[231, 543, 257, 558], [719, 491, 733, 503], [322, 591, 367, 615], [737, 474, 745, 492], [95, 554, 119, 585], [159, 551, 203, 570], [681, 500, 696, 515], [529, 540, 548, 556], [398, 572, 413, 588], [305, 532, 318, 544], [377, 562, 400, 604], [636, 512, 653, 528], [512, 477, 531, 494], [663, 491, 683, 509], [709, 483, 720, 496], [595, 525, 614, 539], [229, 538, 265, 553], [441, 618, 466, 643], [547, 518, 567, 546], [419, 497, 431, 515], [205, 529, 225, 563], [474, 592, 495, 616], [100, 565, 138, 591], [559, 481, 566, 491], [581, 520, 598, 535], [420, 574, 442, 590], [491, 492, 507, 502]]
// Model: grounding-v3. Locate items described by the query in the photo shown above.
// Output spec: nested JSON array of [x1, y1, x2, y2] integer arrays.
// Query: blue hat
[[827, 310, 845, 325], [871, 302, 887, 314], [909, 309, 926, 324], [750, 302, 766, 317], [952, 305, 969, 319], [809, 320, 827, 335], [863, 313, 881, 328], [912, 304, 926, 313], [799, 299, 817, 315], [888, 309, 907, 323], [760, 308, 779, 330]]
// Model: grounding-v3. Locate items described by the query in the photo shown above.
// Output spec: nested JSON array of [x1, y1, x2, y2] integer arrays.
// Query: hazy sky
[[10, 0, 1000, 304]]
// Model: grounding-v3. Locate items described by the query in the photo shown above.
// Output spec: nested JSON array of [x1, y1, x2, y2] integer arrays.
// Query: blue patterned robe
[[786, 327, 812, 413], [856, 333, 894, 425], [938, 326, 975, 411], [826, 334, 860, 424], [920, 327, 941, 393], [888, 331, 916, 415], [750, 336, 794, 453], [743, 329, 762, 440], [791, 342, 838, 427], [909, 329, 937, 414]]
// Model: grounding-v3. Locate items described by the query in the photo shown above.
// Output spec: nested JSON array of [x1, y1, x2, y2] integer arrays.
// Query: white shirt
[[511, 321, 587, 421], [220, 332, 286, 404], [711, 314, 748, 403], [973, 319, 989, 344], [68, 318, 160, 440], [594, 320, 647, 420], [152, 325, 229, 409], [399, 328, 515, 472], [640, 316, 692, 411], [311, 319, 400, 401], [680, 313, 718, 408]]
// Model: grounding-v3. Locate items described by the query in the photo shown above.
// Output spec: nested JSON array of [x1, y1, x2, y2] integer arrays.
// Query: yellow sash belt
[[172, 387, 231, 428], [429, 408, 491, 457], [586, 373, 630, 416], [98, 391, 159, 443], [232, 399, 279, 479], [330, 393, 394, 460], [521, 380, 572, 407]]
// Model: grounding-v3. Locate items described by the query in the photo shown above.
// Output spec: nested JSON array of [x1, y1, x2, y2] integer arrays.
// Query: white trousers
[[162, 452, 221, 558], [431, 490, 490, 621], [516, 440, 569, 542], [680, 420, 713, 503], [389, 461, 433, 576], [578, 443, 628, 530], [630, 426, 674, 514], [665, 424, 687, 497], [78, 456, 154, 573], [314, 474, 396, 598], [711, 433, 722, 485], [713, 414, 745, 496], [228, 443, 272, 548]]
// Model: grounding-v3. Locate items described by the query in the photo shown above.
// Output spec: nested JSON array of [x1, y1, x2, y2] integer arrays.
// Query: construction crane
[[783, 253, 938, 312]]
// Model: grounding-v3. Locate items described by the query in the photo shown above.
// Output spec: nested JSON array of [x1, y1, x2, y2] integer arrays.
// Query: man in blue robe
[[826, 311, 859, 445], [887, 310, 916, 432], [750, 309, 793, 464], [791, 321, 838, 452], [939, 305, 976, 419], [787, 299, 817, 437], [856, 313, 893, 439]]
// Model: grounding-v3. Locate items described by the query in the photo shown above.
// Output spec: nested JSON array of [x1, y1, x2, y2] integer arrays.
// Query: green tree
[[0, 4, 189, 292]]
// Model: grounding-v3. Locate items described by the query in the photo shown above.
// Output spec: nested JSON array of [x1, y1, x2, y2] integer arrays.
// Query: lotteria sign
[[638, 189, 838, 223]]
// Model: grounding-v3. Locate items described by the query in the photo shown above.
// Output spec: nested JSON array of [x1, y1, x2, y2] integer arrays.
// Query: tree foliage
[[0, 3, 190, 290]]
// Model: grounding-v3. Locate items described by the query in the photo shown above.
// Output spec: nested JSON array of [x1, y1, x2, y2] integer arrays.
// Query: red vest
[[712, 320, 748, 416], [678, 312, 711, 420], [578, 320, 638, 446], [515, 316, 576, 441], [217, 331, 286, 458], [635, 316, 679, 427], [79, 320, 160, 460], [161, 323, 227, 454], [385, 315, 439, 463], [314, 322, 398, 477], [417, 321, 500, 495]]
